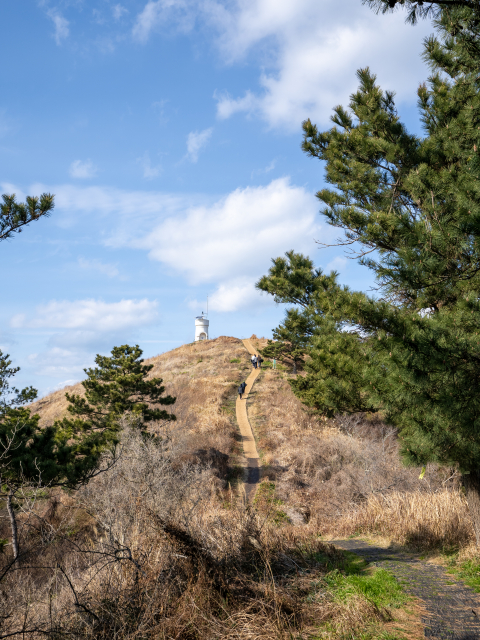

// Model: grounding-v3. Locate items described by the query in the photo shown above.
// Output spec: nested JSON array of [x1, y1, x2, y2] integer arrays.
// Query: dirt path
[[236, 339, 261, 500], [331, 538, 480, 639]]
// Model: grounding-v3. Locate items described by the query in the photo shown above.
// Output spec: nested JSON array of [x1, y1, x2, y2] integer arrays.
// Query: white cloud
[[137, 152, 162, 178], [215, 90, 257, 120], [22, 181, 199, 238], [136, 177, 322, 284], [28, 347, 87, 378], [48, 10, 69, 45], [78, 257, 119, 278], [186, 128, 213, 163], [132, 0, 193, 42], [69, 159, 98, 179], [213, 1, 432, 129], [326, 256, 348, 273], [136, 0, 431, 131], [113, 4, 129, 20], [11, 299, 158, 332], [208, 277, 273, 312]]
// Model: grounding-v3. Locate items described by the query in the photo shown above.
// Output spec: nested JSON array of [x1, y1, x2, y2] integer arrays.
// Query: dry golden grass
[[329, 489, 474, 550]]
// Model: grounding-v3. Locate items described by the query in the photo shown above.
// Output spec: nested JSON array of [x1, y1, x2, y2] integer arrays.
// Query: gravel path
[[331, 538, 480, 639], [236, 339, 261, 500]]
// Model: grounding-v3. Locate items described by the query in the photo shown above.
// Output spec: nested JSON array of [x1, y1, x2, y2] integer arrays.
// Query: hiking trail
[[331, 538, 480, 639], [236, 339, 261, 500]]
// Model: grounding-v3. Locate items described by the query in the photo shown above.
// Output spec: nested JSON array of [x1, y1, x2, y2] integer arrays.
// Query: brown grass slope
[[30, 334, 473, 549], [0, 335, 472, 638]]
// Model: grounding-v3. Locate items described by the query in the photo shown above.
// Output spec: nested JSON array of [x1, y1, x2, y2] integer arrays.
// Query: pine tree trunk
[[463, 470, 480, 546], [6, 491, 19, 561]]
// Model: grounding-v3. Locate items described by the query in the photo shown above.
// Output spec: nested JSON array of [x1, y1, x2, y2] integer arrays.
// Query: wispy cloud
[[78, 257, 119, 278], [69, 159, 98, 179], [47, 9, 69, 45], [11, 298, 158, 331], [137, 152, 162, 179], [132, 0, 193, 43], [186, 128, 212, 163], [112, 4, 129, 21]]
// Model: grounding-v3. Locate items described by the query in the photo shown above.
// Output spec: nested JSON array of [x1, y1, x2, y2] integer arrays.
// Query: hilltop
[[30, 335, 463, 537]]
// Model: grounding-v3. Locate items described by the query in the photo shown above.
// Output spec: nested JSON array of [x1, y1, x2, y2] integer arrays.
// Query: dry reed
[[331, 489, 473, 550]]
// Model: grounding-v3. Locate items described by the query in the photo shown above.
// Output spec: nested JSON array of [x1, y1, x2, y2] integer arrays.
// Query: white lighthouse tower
[[195, 313, 209, 341]]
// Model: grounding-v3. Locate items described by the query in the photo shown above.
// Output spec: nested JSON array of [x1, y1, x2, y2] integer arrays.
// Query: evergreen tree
[[260, 308, 313, 373], [258, 253, 377, 416], [57, 344, 176, 442], [364, 0, 478, 24], [261, 2, 480, 540], [0, 192, 54, 242], [0, 353, 110, 560], [0, 345, 175, 561]]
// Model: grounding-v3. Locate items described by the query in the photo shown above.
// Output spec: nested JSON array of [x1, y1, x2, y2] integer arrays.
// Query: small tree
[[0, 345, 175, 561], [57, 344, 176, 442], [0, 352, 110, 561], [260, 309, 313, 373]]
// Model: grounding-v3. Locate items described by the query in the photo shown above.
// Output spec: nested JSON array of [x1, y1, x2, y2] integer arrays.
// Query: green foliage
[[261, 1, 480, 484], [57, 344, 176, 445], [446, 556, 480, 592], [230, 358, 241, 363], [0, 351, 37, 411], [0, 192, 54, 242], [324, 566, 407, 609], [363, 0, 474, 25], [258, 253, 376, 415], [253, 481, 289, 525]]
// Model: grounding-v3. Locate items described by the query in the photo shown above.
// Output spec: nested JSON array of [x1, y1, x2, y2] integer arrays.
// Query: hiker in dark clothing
[[256, 355, 263, 369], [252, 355, 257, 369], [238, 381, 247, 400]]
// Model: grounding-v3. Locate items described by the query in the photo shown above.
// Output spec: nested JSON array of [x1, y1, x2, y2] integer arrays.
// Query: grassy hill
[[0, 335, 473, 639]]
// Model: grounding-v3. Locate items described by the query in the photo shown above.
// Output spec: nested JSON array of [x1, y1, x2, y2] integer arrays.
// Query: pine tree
[[260, 308, 313, 373], [257, 253, 376, 415], [364, 0, 478, 24], [261, 2, 480, 540], [0, 352, 110, 561], [57, 344, 176, 441], [0, 192, 54, 241]]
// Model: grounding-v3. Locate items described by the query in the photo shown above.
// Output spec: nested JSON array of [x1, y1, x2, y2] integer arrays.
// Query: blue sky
[[1, 0, 433, 396]]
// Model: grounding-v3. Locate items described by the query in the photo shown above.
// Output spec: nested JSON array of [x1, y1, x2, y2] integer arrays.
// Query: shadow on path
[[235, 339, 261, 502]]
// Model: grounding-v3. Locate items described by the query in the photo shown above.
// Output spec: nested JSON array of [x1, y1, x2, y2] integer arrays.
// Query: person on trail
[[272, 357, 276, 370], [257, 355, 263, 369], [238, 382, 246, 400], [251, 354, 257, 369]]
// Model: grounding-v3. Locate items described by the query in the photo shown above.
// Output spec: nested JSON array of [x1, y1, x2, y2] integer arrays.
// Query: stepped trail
[[332, 538, 480, 639], [236, 339, 261, 500]]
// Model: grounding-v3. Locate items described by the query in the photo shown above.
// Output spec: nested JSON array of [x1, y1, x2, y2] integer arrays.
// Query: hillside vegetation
[[0, 336, 470, 638]]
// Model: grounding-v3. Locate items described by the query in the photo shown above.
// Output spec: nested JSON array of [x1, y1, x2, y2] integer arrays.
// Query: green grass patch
[[324, 566, 407, 610], [230, 358, 241, 363], [253, 481, 289, 525], [446, 557, 480, 592], [310, 550, 410, 640]]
